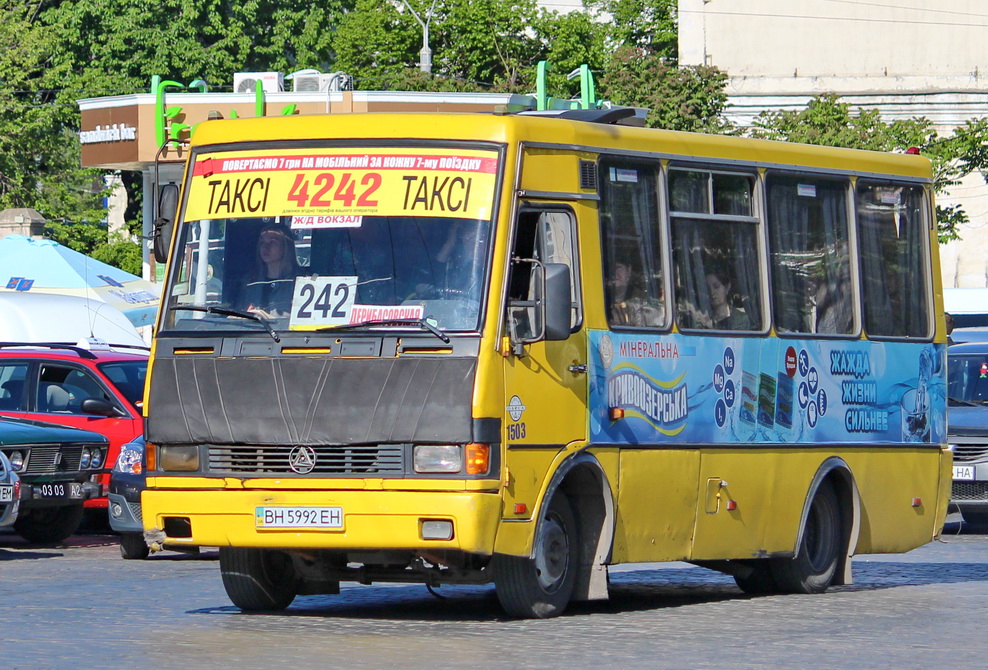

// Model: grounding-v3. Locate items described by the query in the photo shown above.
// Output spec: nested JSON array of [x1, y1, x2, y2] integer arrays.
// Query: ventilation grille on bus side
[[579, 160, 598, 190]]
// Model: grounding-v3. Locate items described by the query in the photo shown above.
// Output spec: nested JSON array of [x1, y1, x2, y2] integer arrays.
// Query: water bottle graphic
[[901, 347, 932, 442]]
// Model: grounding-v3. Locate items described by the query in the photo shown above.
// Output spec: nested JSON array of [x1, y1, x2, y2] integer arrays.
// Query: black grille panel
[[1, 444, 88, 474], [208, 444, 405, 475], [952, 443, 988, 462], [953, 481, 988, 501], [580, 160, 598, 190]]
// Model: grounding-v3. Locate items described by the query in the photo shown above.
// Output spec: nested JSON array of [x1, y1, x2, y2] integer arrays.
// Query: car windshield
[[947, 353, 988, 404], [160, 145, 499, 335], [97, 360, 149, 409]]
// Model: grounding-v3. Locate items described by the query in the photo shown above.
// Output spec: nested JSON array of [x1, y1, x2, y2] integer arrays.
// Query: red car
[[0, 340, 148, 512]]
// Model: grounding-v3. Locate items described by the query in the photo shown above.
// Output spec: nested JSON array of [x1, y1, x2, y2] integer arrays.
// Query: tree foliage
[[599, 47, 730, 133], [749, 94, 974, 243], [584, 0, 678, 58]]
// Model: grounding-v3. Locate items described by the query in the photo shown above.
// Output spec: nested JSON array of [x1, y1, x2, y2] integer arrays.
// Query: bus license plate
[[255, 506, 344, 529], [0, 485, 12, 502], [953, 465, 976, 481]]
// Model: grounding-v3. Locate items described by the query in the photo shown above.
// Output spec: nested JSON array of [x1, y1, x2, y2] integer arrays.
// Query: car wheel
[[119, 533, 150, 560], [220, 547, 299, 611], [14, 505, 85, 544], [493, 494, 578, 619]]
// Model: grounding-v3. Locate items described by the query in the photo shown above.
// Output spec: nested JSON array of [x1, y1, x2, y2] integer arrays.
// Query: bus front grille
[[207, 444, 405, 475]]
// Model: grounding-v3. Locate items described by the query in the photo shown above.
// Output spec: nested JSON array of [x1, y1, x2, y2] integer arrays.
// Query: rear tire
[[771, 479, 842, 594], [734, 561, 780, 594], [14, 505, 84, 544], [119, 533, 150, 560], [493, 494, 578, 619], [220, 547, 299, 611]]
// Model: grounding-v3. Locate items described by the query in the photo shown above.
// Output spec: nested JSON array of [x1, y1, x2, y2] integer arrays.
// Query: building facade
[[678, 0, 988, 288]]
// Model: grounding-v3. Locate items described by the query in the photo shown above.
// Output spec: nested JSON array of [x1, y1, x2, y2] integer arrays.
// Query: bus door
[[501, 206, 587, 514]]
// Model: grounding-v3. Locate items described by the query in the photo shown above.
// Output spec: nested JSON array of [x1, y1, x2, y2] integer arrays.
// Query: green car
[[0, 416, 108, 543]]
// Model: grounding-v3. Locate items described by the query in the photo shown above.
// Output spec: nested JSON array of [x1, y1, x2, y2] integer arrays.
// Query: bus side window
[[669, 169, 762, 332], [766, 174, 854, 335], [599, 159, 666, 329], [856, 181, 931, 338], [506, 208, 580, 342]]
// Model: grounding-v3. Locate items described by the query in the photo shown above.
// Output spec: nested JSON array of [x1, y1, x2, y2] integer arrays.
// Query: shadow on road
[[187, 558, 988, 621]]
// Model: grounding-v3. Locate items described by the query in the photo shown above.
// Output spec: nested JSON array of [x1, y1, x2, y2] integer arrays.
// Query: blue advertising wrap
[[589, 331, 946, 445]]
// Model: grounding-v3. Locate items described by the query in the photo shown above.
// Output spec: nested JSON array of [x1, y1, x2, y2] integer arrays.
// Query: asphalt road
[[1, 516, 984, 670]]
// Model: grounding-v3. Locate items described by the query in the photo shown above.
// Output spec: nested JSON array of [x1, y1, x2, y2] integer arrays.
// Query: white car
[[0, 450, 20, 527]]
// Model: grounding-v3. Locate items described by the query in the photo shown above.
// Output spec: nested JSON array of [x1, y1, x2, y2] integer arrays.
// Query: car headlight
[[91, 447, 104, 469], [80, 447, 91, 469], [10, 450, 25, 471], [413, 445, 461, 473], [158, 445, 199, 472], [113, 444, 144, 474]]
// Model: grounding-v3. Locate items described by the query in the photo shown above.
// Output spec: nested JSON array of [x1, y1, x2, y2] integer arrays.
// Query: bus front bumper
[[142, 487, 503, 554]]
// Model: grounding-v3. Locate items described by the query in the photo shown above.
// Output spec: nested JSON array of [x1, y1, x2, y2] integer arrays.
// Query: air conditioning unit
[[292, 72, 354, 93], [233, 72, 284, 94]]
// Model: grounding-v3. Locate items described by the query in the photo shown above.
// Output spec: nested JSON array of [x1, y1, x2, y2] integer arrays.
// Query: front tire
[[771, 479, 842, 594], [220, 547, 299, 611], [493, 494, 578, 619], [119, 533, 150, 560], [14, 505, 84, 544]]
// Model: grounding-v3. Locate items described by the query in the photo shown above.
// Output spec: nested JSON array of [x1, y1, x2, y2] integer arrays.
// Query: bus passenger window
[[766, 174, 853, 335], [856, 181, 931, 338], [669, 168, 761, 332], [599, 159, 666, 329]]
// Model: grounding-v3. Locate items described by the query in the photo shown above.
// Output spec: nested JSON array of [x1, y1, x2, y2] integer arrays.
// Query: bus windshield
[[160, 145, 499, 334]]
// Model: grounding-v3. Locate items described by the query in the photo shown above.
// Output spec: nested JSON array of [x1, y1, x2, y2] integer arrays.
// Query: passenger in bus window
[[705, 269, 750, 330], [235, 223, 301, 318], [808, 266, 852, 334], [608, 261, 663, 327]]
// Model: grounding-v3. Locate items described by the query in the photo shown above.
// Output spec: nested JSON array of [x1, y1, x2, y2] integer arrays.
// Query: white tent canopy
[[0, 292, 146, 348]]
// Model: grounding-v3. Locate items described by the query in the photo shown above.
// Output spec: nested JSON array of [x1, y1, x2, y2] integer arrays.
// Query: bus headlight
[[158, 445, 200, 472], [413, 445, 461, 473]]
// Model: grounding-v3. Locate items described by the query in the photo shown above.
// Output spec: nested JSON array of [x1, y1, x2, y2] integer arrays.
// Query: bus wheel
[[220, 547, 299, 611], [734, 562, 780, 594], [493, 494, 578, 619], [771, 480, 841, 594]]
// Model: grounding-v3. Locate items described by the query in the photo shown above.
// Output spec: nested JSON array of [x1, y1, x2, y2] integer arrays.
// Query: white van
[[0, 292, 147, 348]]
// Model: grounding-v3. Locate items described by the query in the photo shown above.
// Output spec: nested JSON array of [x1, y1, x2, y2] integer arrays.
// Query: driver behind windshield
[[234, 223, 301, 317]]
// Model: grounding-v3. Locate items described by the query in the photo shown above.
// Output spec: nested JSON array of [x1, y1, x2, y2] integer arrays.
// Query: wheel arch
[[537, 449, 615, 601], [796, 456, 862, 586]]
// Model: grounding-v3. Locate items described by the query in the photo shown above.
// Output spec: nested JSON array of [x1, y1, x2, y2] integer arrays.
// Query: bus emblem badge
[[507, 395, 526, 422], [288, 445, 317, 474]]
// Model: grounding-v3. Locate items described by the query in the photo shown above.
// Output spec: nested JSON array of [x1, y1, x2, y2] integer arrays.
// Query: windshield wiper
[[169, 305, 281, 343], [948, 396, 980, 407], [315, 318, 451, 344]]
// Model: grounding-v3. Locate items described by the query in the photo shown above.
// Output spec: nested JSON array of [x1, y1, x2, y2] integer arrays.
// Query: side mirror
[[543, 263, 572, 341], [80, 397, 127, 418], [152, 183, 179, 264]]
